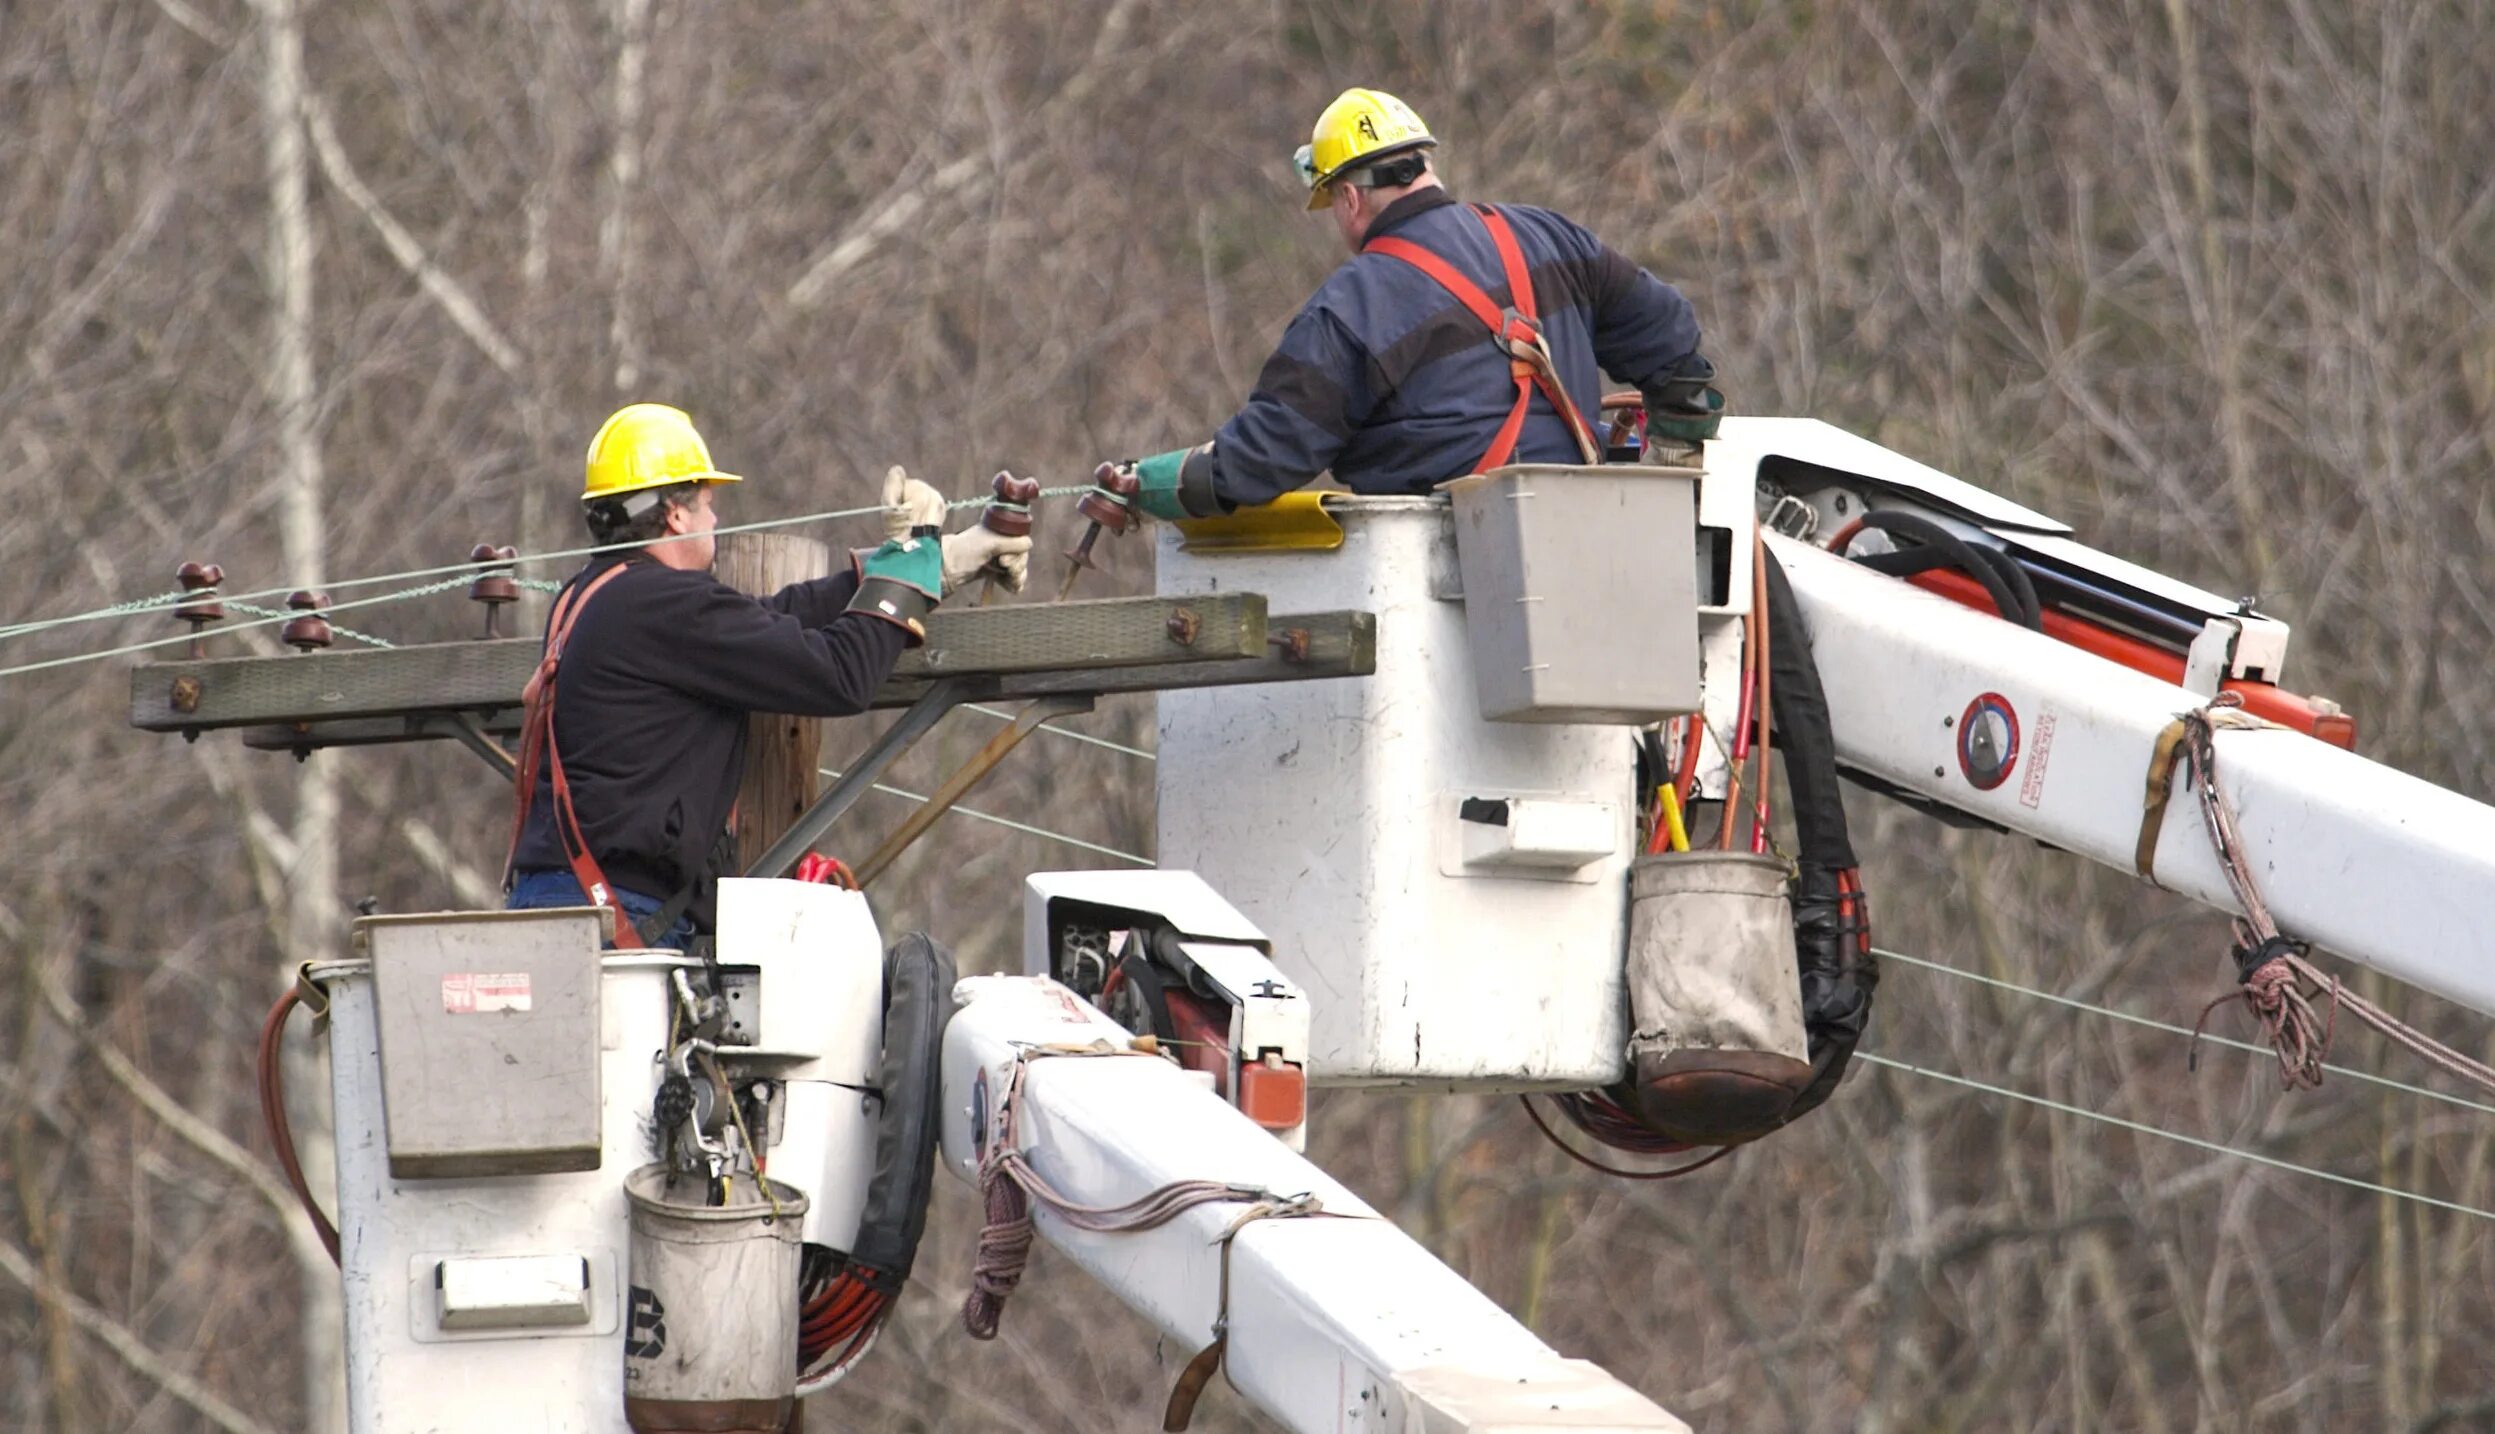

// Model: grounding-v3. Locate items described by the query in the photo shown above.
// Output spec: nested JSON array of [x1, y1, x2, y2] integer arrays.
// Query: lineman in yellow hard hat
[[1082, 86, 1723, 520], [504, 403, 1030, 946]]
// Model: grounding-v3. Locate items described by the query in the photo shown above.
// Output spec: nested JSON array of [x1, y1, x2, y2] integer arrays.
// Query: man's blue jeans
[[507, 869, 694, 949]]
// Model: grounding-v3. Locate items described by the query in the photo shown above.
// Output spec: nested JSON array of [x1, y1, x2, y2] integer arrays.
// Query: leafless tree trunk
[[601, 0, 655, 393], [253, 0, 345, 1427]]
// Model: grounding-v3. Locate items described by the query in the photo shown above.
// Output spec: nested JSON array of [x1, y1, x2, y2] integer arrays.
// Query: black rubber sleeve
[[1763, 548, 1878, 1125], [847, 931, 957, 1288]]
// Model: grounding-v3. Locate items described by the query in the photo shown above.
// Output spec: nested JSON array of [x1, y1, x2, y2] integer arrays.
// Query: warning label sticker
[[2019, 708, 2059, 809], [442, 972, 533, 1015]]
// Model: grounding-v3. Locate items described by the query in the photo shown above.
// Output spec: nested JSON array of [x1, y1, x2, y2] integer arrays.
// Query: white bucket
[[622, 1164, 808, 1434]]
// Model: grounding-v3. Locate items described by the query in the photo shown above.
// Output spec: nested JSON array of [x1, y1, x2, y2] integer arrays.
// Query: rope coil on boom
[[961, 1046, 1283, 1340], [2152, 697, 2495, 1097], [958, 1044, 1358, 1430]]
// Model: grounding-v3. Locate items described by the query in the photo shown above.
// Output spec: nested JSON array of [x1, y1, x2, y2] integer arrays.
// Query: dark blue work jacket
[[1208, 187, 1703, 503]]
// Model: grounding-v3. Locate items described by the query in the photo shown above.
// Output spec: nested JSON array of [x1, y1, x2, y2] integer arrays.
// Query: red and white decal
[[2019, 707, 2059, 809], [442, 971, 534, 1015]]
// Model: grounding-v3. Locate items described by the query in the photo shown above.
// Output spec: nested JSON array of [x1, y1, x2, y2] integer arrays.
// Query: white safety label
[[2019, 708, 2059, 809], [442, 971, 534, 1015]]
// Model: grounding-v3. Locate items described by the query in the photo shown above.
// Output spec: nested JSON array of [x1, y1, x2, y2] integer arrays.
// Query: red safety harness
[[1362, 204, 1603, 471], [504, 562, 640, 936]]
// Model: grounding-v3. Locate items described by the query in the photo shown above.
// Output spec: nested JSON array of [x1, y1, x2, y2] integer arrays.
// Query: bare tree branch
[[0, 1234, 281, 1434], [400, 815, 502, 909], [787, 153, 990, 310], [32, 957, 327, 1267], [301, 96, 524, 379]]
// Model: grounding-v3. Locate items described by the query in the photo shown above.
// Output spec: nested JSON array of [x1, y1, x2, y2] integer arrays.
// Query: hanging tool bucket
[[622, 1164, 808, 1434], [1622, 852, 1813, 1144]]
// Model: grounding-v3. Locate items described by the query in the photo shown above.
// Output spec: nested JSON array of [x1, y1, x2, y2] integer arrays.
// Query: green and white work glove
[[880, 465, 1033, 596]]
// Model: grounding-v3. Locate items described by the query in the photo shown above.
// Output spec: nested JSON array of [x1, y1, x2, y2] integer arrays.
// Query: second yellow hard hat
[[1295, 88, 1436, 211]]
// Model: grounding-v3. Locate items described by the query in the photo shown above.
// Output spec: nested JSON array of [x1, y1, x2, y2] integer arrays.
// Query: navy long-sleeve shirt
[[511, 553, 909, 913], [1210, 187, 1704, 502]]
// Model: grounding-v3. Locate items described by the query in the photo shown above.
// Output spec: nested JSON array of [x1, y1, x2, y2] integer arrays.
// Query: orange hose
[[1719, 546, 1764, 849]]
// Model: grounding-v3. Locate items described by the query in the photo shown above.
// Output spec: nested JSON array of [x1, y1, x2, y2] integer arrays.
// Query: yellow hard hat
[[1294, 88, 1436, 211], [582, 403, 741, 503]]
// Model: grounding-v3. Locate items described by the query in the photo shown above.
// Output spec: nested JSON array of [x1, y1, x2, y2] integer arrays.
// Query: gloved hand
[[881, 464, 1033, 594], [1642, 354, 1725, 446], [881, 465, 949, 540], [940, 525, 1031, 595], [1115, 443, 1222, 522]]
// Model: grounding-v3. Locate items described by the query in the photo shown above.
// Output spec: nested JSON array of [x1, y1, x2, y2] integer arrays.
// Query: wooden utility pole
[[715, 532, 832, 867]]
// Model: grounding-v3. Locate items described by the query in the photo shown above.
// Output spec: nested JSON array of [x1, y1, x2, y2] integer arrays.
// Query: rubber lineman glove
[[1097, 442, 1223, 522], [847, 533, 942, 641], [1642, 354, 1726, 447]]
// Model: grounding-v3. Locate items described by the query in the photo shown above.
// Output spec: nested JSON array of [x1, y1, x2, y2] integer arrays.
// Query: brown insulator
[[174, 561, 225, 656], [982, 471, 1041, 539], [468, 543, 520, 637], [1071, 461, 1140, 538], [282, 590, 333, 652]]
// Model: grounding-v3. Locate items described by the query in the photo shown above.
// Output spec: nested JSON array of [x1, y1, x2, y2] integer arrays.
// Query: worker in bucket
[[1082, 87, 1725, 521], [503, 402, 1029, 947]]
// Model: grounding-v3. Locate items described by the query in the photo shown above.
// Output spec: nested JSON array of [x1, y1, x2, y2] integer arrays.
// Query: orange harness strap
[[1363, 204, 1602, 470], [505, 562, 637, 929]]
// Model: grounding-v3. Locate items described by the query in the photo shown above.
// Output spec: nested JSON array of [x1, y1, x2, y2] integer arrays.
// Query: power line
[[0, 576, 474, 680], [0, 487, 1091, 679], [1856, 1051, 2495, 1225], [775, 772, 2493, 1221], [816, 767, 1154, 866], [960, 703, 1156, 762], [1876, 947, 2495, 1120], [0, 498, 875, 644]]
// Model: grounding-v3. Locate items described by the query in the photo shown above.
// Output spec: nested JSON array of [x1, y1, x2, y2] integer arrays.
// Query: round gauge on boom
[[1957, 693, 2020, 791]]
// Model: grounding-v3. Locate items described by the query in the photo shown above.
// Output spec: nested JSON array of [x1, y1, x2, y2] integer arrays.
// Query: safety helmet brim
[[577, 470, 739, 502], [1303, 135, 1437, 211]]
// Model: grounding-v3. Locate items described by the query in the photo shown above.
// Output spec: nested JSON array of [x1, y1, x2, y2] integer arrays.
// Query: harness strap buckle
[[1492, 307, 1545, 358]]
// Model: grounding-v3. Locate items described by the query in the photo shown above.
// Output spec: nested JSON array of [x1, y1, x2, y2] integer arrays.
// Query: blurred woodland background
[[4, 0, 2495, 1429]]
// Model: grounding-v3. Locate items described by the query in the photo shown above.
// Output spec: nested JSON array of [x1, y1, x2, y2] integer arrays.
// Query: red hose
[[1719, 536, 1768, 849], [258, 987, 341, 1265], [1748, 527, 1776, 855]]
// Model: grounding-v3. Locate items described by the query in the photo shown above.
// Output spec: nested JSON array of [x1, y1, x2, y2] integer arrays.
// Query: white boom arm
[[940, 976, 1690, 1434], [1772, 531, 2495, 1017]]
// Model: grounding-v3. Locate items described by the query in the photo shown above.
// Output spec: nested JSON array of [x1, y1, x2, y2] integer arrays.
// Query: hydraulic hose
[[1762, 548, 1879, 1126], [1846, 508, 2043, 630], [257, 986, 341, 1265]]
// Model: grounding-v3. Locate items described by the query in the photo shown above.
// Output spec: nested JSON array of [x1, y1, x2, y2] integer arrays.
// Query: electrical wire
[[1855, 1051, 2495, 1225], [1875, 946, 2495, 1120], [0, 486, 1090, 674], [961, 703, 1155, 761], [817, 766, 1154, 865], [0, 576, 478, 680]]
